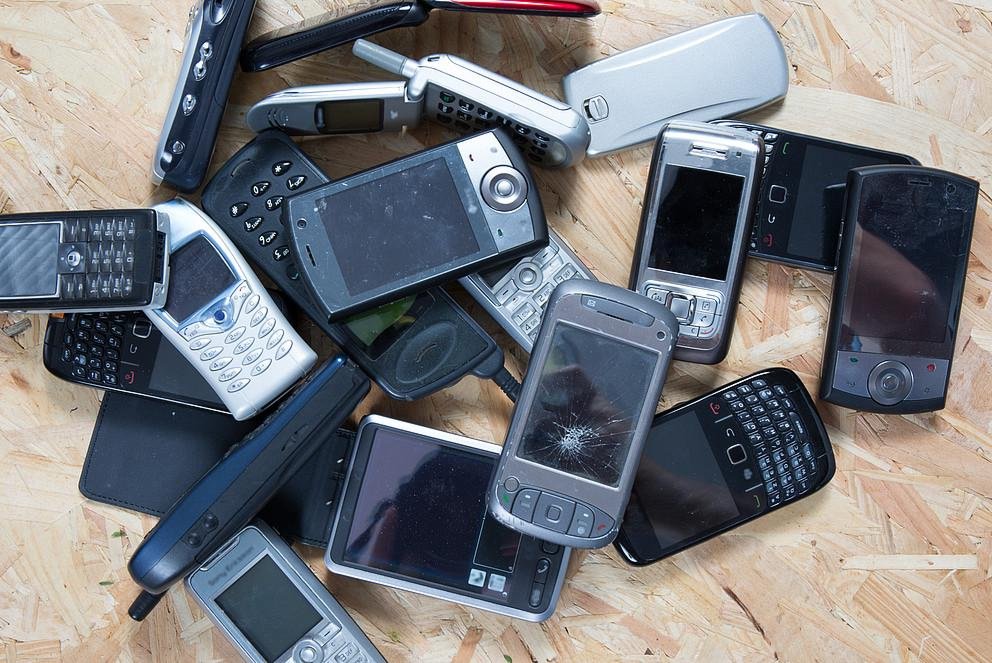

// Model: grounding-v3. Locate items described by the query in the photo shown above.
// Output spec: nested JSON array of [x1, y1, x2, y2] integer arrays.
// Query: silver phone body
[[458, 230, 596, 351], [489, 280, 678, 549], [630, 121, 762, 364], [147, 199, 316, 421], [186, 521, 385, 663], [325, 415, 571, 622], [562, 13, 788, 157], [246, 81, 423, 135]]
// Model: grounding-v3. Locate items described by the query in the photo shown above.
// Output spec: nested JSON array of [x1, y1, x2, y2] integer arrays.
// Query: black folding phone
[[615, 368, 835, 566], [240, 0, 600, 72], [820, 165, 978, 414], [201, 130, 506, 401], [713, 121, 921, 271]]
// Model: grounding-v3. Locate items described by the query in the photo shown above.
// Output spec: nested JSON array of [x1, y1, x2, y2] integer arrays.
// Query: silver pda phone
[[489, 280, 678, 549], [629, 121, 762, 364], [459, 230, 596, 352], [562, 13, 788, 157], [187, 521, 385, 663], [247, 39, 590, 168]]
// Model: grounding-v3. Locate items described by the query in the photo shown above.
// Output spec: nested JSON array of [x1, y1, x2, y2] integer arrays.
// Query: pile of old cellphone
[[0, 1, 982, 660]]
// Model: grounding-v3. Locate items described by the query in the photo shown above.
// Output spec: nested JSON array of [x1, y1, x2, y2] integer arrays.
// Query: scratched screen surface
[[516, 323, 656, 487]]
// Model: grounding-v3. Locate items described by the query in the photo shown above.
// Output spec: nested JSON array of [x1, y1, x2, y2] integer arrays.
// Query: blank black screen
[[319, 158, 480, 296], [163, 237, 236, 323], [516, 324, 655, 487], [216, 555, 322, 662], [649, 166, 744, 281], [0, 223, 59, 297], [317, 99, 384, 134], [629, 411, 740, 550]]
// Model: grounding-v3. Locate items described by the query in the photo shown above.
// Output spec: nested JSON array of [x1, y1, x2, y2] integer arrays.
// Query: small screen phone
[[615, 368, 835, 566], [714, 121, 921, 271], [326, 416, 570, 622]]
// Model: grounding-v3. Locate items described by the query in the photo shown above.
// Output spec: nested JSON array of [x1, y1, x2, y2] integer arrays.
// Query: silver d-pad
[[481, 166, 527, 212], [868, 360, 913, 406]]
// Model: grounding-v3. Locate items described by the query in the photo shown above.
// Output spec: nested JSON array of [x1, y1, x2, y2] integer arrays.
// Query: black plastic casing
[[615, 368, 836, 566]]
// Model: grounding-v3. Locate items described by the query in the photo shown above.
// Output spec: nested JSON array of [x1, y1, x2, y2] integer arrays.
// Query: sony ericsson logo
[[206, 546, 259, 587]]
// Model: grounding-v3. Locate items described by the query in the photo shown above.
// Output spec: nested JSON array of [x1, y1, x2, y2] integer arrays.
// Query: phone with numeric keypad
[[146, 199, 316, 421], [0, 210, 169, 313]]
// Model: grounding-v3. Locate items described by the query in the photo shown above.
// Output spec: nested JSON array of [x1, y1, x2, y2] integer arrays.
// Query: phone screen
[[317, 158, 483, 297], [316, 99, 384, 134], [163, 236, 238, 324], [341, 428, 522, 602], [621, 410, 741, 560], [0, 222, 60, 298], [515, 323, 656, 487], [343, 292, 433, 359], [648, 165, 744, 281]]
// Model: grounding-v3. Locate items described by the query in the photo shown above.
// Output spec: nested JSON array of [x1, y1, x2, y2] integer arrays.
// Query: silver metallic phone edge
[[324, 414, 572, 623]]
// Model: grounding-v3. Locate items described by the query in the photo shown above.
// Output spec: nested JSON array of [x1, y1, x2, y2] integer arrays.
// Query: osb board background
[[1, 0, 991, 661]]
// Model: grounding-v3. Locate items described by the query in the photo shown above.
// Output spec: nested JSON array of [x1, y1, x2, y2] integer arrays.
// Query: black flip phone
[[43, 311, 226, 412], [820, 165, 978, 413], [714, 121, 920, 271], [615, 368, 835, 566], [152, 0, 256, 192], [201, 130, 505, 401]]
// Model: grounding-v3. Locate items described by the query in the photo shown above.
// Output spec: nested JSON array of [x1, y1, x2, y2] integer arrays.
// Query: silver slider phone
[[629, 121, 762, 364], [489, 280, 678, 549], [247, 39, 590, 168], [563, 13, 788, 157]]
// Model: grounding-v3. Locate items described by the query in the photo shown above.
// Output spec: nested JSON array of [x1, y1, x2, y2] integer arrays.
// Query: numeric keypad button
[[209, 357, 232, 371], [200, 347, 222, 361], [225, 327, 246, 344], [251, 181, 271, 197], [258, 319, 275, 337], [272, 161, 291, 176], [250, 307, 267, 327], [287, 175, 306, 190], [275, 340, 293, 359], [266, 329, 284, 349], [233, 338, 254, 355], [242, 348, 263, 365], [230, 202, 249, 217], [244, 295, 259, 314], [227, 378, 251, 392], [251, 359, 271, 376], [219, 367, 242, 382]]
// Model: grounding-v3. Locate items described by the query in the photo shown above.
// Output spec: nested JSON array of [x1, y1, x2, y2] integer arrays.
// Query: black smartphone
[[201, 130, 505, 401], [615, 368, 835, 566], [820, 165, 978, 414], [714, 121, 920, 271]]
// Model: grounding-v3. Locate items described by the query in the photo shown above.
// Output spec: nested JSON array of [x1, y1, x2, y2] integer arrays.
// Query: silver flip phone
[[489, 280, 678, 549], [247, 39, 590, 168], [562, 13, 788, 157], [459, 230, 596, 351], [187, 521, 385, 663], [629, 121, 762, 364], [147, 199, 316, 420]]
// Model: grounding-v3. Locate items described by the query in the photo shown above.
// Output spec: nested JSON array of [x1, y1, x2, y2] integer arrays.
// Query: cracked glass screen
[[516, 323, 656, 487]]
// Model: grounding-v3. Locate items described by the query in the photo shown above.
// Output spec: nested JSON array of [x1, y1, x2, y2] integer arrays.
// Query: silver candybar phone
[[488, 280, 678, 549], [147, 199, 316, 420], [459, 230, 596, 351], [247, 39, 590, 168], [187, 521, 385, 663], [630, 121, 762, 364], [562, 13, 788, 157]]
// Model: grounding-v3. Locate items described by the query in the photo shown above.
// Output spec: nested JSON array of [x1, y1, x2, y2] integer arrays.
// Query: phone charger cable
[[471, 347, 521, 402]]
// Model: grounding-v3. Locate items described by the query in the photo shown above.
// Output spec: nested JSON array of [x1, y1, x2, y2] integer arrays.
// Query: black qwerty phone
[[615, 368, 835, 566], [713, 121, 920, 271], [201, 130, 504, 401], [0, 210, 169, 313]]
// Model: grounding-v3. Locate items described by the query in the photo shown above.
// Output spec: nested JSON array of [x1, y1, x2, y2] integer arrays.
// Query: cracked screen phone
[[516, 323, 656, 487]]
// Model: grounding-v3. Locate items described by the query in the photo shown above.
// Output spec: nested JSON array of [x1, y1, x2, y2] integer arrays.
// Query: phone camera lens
[[657, 331, 667, 340], [296, 219, 307, 229]]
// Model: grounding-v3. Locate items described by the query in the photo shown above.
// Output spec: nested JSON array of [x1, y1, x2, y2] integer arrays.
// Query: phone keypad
[[55, 312, 127, 386], [724, 376, 823, 507], [742, 127, 779, 251], [57, 216, 144, 301], [429, 87, 563, 166]]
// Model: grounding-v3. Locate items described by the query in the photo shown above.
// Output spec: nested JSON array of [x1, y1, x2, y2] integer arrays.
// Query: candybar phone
[[43, 311, 226, 412], [248, 39, 589, 168], [326, 415, 571, 622], [489, 281, 678, 549], [630, 121, 762, 364], [240, 0, 600, 72], [0, 210, 169, 313], [147, 199, 316, 421], [127, 356, 369, 620], [615, 368, 835, 566], [187, 520, 385, 663], [713, 121, 921, 271], [202, 130, 506, 401], [562, 13, 788, 157], [458, 231, 596, 351], [286, 129, 549, 322], [152, 0, 257, 192], [820, 165, 978, 413]]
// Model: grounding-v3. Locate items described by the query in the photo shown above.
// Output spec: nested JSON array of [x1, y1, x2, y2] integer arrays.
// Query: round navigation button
[[294, 641, 321, 663], [504, 477, 520, 492], [868, 360, 913, 406], [480, 166, 528, 212], [513, 262, 542, 291]]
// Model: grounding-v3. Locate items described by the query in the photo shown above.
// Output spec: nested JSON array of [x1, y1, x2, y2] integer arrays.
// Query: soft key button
[[567, 504, 595, 537]]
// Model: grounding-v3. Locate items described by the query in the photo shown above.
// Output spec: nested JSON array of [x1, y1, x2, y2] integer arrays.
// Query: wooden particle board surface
[[1, 1, 991, 661]]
